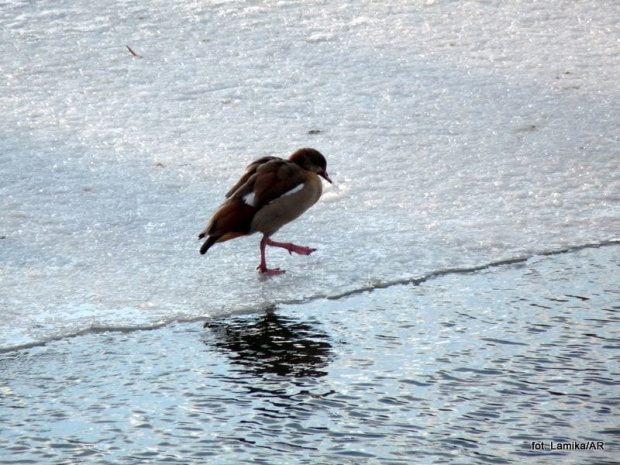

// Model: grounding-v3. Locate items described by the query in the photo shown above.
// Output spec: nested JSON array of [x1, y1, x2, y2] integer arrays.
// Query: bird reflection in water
[[204, 308, 333, 378]]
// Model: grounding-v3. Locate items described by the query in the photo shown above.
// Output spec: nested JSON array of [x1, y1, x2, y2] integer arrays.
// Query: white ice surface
[[1, 0, 618, 350]]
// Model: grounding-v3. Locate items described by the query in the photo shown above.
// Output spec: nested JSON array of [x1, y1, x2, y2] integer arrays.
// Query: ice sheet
[[1, 0, 618, 350]]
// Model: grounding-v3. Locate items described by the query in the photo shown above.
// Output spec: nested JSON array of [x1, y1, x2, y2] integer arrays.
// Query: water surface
[[1, 246, 617, 464]]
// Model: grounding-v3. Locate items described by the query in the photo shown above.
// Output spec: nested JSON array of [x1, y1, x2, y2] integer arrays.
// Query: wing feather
[[225, 156, 278, 198], [227, 158, 306, 208]]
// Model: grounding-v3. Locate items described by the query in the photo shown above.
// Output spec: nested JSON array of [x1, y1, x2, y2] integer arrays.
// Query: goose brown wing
[[227, 158, 306, 209], [225, 156, 279, 198]]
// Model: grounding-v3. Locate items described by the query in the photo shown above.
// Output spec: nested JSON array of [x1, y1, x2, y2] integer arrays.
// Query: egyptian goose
[[199, 148, 332, 275]]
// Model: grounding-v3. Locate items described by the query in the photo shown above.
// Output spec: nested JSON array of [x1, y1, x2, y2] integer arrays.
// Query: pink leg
[[257, 236, 285, 275], [265, 238, 316, 256]]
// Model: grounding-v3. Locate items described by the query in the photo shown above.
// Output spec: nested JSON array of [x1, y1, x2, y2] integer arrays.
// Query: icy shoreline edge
[[2, 239, 617, 354]]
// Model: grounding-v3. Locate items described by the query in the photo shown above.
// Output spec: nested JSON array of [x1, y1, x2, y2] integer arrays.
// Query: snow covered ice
[[1, 0, 618, 350]]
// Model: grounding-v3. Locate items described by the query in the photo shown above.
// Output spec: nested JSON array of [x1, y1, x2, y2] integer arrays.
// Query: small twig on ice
[[126, 45, 140, 58]]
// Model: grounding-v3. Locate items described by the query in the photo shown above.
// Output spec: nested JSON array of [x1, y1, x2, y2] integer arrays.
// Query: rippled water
[[1, 245, 617, 464]]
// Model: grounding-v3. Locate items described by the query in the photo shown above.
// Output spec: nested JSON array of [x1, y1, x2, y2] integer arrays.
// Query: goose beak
[[321, 172, 333, 184]]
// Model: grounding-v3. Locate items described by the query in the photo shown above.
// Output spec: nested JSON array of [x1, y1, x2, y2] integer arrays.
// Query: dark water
[[1, 245, 618, 464]]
